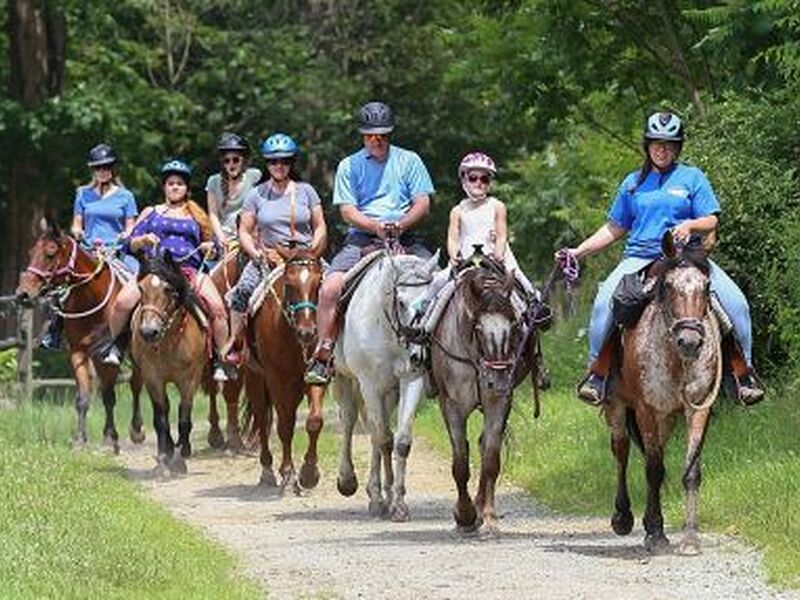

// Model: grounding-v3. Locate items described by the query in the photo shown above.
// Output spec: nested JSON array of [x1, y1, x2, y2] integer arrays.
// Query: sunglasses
[[266, 158, 292, 166], [363, 133, 389, 142], [223, 156, 242, 165], [467, 174, 492, 184], [91, 164, 113, 172]]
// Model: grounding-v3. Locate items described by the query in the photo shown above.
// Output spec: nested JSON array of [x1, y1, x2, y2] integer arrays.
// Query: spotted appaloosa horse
[[131, 252, 208, 474], [606, 231, 722, 554], [245, 246, 326, 492], [16, 218, 144, 451]]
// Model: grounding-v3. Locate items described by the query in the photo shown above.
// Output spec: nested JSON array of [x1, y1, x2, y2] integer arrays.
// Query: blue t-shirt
[[608, 163, 720, 259], [333, 145, 435, 233], [74, 185, 139, 246]]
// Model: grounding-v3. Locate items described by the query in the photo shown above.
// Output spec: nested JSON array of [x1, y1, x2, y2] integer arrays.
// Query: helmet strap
[[462, 181, 488, 202]]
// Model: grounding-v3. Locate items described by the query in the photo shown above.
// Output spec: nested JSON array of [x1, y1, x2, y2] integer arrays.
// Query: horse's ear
[[163, 249, 175, 266], [424, 249, 441, 275], [39, 214, 61, 239], [662, 230, 676, 258]]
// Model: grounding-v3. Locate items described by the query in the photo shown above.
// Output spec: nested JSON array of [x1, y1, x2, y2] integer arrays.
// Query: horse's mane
[[139, 252, 200, 310], [463, 267, 516, 320]]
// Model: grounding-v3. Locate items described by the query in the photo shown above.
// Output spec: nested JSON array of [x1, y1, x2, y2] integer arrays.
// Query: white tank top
[[457, 197, 520, 273]]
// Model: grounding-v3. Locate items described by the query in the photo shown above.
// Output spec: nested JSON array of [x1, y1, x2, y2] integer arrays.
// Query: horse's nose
[[15, 291, 30, 307], [140, 326, 159, 343], [676, 331, 703, 359], [297, 324, 316, 346]]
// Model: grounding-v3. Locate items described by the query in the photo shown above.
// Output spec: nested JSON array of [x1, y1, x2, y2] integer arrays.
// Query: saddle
[[248, 263, 287, 316], [337, 250, 386, 312]]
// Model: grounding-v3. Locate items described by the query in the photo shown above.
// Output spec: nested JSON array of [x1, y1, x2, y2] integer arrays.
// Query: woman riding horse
[[562, 111, 763, 406], [41, 143, 139, 350], [102, 160, 231, 382]]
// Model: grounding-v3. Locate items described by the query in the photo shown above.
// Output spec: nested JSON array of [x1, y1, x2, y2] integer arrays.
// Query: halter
[[138, 289, 185, 343], [26, 236, 79, 280]]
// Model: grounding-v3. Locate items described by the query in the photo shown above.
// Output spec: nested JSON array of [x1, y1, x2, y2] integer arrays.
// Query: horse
[[131, 251, 208, 474], [431, 262, 535, 534], [245, 246, 326, 492], [606, 231, 722, 554], [335, 250, 439, 520], [15, 217, 144, 451]]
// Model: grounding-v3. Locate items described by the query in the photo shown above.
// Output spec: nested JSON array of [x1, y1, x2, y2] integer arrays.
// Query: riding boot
[[304, 339, 334, 385], [221, 310, 247, 364], [40, 315, 64, 350], [727, 338, 765, 406], [577, 334, 616, 406]]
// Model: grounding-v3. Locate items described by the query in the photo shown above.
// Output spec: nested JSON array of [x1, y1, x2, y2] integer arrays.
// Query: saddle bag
[[612, 272, 655, 327]]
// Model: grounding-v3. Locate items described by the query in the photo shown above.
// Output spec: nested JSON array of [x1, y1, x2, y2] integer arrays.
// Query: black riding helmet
[[217, 132, 249, 154], [87, 143, 117, 167], [358, 101, 395, 135]]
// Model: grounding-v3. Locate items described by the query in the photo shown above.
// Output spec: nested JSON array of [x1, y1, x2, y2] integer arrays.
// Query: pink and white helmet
[[458, 152, 497, 178]]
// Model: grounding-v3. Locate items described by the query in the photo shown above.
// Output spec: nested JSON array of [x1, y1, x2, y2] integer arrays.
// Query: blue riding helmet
[[87, 143, 117, 167], [644, 112, 684, 143], [260, 133, 299, 159], [160, 159, 192, 182]]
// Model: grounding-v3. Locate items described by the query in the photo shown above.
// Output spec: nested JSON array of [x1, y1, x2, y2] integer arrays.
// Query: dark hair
[[265, 156, 302, 183], [220, 154, 250, 212], [631, 139, 683, 192]]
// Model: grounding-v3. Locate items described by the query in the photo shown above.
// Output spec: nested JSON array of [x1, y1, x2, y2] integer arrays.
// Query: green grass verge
[[0, 390, 261, 600], [415, 315, 800, 588]]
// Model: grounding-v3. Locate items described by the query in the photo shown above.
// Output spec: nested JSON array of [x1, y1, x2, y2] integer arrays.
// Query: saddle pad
[[248, 264, 286, 316], [338, 250, 386, 311], [108, 257, 134, 284]]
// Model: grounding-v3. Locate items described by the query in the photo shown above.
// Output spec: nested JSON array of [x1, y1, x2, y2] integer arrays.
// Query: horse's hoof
[[644, 533, 670, 554], [102, 434, 120, 455], [180, 443, 192, 459], [129, 428, 146, 444], [153, 459, 170, 479], [337, 474, 358, 497], [368, 499, 387, 518], [478, 520, 501, 539], [454, 501, 478, 529], [678, 533, 701, 556], [259, 470, 277, 488], [169, 455, 187, 475], [226, 434, 246, 454], [207, 428, 225, 449], [611, 510, 634, 536], [389, 500, 410, 522], [280, 471, 297, 494], [71, 437, 88, 451], [299, 463, 320, 489]]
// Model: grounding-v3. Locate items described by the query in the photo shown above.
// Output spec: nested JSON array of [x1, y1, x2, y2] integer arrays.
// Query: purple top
[[132, 208, 203, 270]]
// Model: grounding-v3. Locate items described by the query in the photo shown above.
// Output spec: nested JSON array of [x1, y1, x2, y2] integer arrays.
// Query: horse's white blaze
[[298, 269, 310, 285], [668, 267, 705, 296], [478, 313, 513, 356], [151, 275, 162, 288]]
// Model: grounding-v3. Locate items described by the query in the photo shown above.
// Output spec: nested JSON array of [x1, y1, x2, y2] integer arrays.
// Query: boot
[[727, 337, 764, 406], [40, 315, 63, 350], [304, 340, 334, 385], [221, 309, 247, 364], [577, 373, 606, 406]]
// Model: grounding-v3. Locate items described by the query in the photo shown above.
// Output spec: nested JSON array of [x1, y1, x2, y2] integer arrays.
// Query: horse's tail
[[625, 408, 644, 454]]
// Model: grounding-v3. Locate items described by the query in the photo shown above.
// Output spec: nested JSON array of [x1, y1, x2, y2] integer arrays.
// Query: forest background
[[4, 0, 800, 373]]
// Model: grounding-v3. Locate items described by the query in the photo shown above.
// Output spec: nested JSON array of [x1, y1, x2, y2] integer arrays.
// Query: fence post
[[16, 306, 33, 400]]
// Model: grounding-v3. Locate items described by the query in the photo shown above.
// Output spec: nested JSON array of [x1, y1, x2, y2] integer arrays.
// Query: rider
[[102, 160, 231, 382], [303, 101, 435, 385], [220, 133, 327, 361], [41, 143, 139, 350], [564, 111, 763, 406], [205, 132, 262, 249]]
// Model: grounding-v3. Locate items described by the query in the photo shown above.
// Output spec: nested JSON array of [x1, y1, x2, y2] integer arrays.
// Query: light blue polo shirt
[[333, 144, 435, 233], [74, 185, 139, 246], [608, 163, 720, 259]]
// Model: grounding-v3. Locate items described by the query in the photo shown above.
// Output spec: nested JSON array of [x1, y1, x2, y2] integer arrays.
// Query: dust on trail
[[117, 416, 798, 600]]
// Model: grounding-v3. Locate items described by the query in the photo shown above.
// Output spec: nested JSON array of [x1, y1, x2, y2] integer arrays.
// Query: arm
[[70, 214, 85, 241], [493, 201, 508, 261], [206, 190, 228, 245], [309, 205, 327, 258], [128, 207, 159, 253], [673, 214, 718, 244], [568, 221, 627, 261], [340, 204, 382, 236], [238, 211, 263, 261], [397, 195, 430, 235], [446, 206, 461, 263], [122, 217, 136, 237]]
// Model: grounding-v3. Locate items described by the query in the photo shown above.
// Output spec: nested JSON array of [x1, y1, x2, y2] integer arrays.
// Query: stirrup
[[304, 359, 332, 385], [576, 372, 606, 406], [735, 372, 765, 407]]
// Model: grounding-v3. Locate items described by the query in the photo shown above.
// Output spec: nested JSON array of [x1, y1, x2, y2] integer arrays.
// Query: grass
[[0, 387, 262, 599], [415, 313, 800, 589]]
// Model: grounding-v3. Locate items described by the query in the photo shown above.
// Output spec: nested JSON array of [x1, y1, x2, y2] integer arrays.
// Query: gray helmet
[[217, 132, 249, 154], [358, 101, 395, 135], [644, 112, 684, 142], [87, 143, 117, 167]]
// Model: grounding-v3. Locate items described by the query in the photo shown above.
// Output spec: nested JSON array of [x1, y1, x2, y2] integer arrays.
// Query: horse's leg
[[361, 380, 389, 517], [335, 376, 358, 496], [380, 388, 396, 512], [95, 364, 120, 454], [223, 377, 245, 452], [273, 380, 300, 494], [475, 395, 512, 536], [149, 383, 172, 474], [679, 408, 711, 555], [637, 408, 669, 552], [440, 397, 476, 529], [606, 402, 634, 535], [389, 374, 425, 522], [246, 373, 275, 487], [299, 384, 325, 490], [129, 364, 145, 443], [207, 378, 225, 449], [168, 378, 194, 474], [69, 351, 92, 447]]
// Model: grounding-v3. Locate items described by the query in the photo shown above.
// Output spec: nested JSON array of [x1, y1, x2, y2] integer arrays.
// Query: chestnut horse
[[246, 247, 325, 492], [131, 252, 208, 474], [431, 263, 534, 534], [16, 218, 144, 451], [606, 231, 721, 554]]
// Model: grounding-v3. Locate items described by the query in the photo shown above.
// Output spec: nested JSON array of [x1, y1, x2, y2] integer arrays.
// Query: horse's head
[[137, 251, 190, 343], [657, 231, 711, 361], [386, 251, 440, 332], [463, 267, 519, 393], [16, 217, 76, 305], [280, 248, 323, 348]]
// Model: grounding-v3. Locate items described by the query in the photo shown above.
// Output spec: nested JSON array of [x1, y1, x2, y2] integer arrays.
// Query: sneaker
[[304, 359, 331, 385], [39, 330, 62, 351], [577, 373, 606, 406], [212, 360, 229, 383], [102, 344, 122, 366], [738, 373, 765, 406]]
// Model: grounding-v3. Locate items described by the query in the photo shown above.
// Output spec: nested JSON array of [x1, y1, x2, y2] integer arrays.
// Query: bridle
[[137, 281, 185, 343], [656, 261, 709, 347]]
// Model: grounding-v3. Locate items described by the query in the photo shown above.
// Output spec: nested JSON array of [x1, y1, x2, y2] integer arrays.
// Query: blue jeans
[[588, 257, 753, 367]]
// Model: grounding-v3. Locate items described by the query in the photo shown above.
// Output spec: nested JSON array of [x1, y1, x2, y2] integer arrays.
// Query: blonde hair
[[185, 199, 213, 243]]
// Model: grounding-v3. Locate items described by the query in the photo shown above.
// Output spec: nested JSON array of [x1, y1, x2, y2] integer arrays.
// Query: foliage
[[0, 348, 16, 382]]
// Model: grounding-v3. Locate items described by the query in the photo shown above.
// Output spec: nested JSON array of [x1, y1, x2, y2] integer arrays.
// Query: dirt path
[[118, 418, 798, 600]]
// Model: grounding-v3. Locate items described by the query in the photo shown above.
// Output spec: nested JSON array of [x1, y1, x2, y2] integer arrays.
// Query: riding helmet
[[87, 143, 118, 167], [260, 133, 299, 159], [358, 101, 395, 135], [644, 112, 684, 143]]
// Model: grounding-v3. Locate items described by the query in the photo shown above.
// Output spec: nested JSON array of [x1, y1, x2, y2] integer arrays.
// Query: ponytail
[[185, 199, 213, 242]]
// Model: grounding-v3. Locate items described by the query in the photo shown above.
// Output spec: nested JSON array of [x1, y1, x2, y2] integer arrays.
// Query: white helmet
[[458, 152, 497, 178], [645, 112, 684, 142]]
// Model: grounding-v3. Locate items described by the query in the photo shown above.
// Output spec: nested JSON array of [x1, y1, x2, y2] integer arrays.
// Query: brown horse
[[431, 263, 535, 534], [131, 252, 208, 474], [606, 231, 721, 554], [246, 247, 325, 492], [16, 218, 144, 451], [203, 249, 247, 451]]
